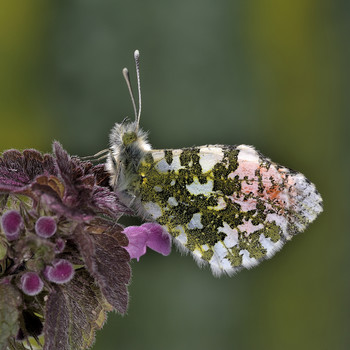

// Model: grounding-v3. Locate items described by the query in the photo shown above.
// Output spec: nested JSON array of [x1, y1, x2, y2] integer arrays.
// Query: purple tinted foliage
[[35, 216, 57, 238], [0, 149, 56, 192], [20, 272, 44, 296], [123, 223, 171, 261], [74, 223, 131, 314], [48, 142, 132, 220], [43, 270, 109, 350], [44, 259, 75, 284], [0, 142, 132, 221], [0, 143, 132, 349], [0, 142, 172, 349], [1, 210, 23, 241]]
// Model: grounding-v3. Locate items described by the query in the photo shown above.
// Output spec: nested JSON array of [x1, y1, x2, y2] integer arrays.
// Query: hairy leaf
[[75, 226, 131, 314], [92, 233, 131, 314], [43, 270, 110, 350]]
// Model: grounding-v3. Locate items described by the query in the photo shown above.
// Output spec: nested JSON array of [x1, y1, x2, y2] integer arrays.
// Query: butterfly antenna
[[134, 50, 142, 130], [122, 67, 138, 124]]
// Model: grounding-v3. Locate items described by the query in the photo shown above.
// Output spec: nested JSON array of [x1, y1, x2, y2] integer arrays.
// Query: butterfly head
[[122, 126, 138, 146], [111, 119, 140, 147]]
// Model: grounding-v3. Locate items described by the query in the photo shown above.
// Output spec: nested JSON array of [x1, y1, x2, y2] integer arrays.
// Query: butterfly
[[105, 50, 323, 276]]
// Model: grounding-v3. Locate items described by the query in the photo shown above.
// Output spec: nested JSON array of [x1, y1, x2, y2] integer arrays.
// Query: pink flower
[[123, 223, 171, 261]]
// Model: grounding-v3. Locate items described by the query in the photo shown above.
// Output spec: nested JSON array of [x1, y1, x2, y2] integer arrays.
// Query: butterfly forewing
[[136, 144, 323, 276]]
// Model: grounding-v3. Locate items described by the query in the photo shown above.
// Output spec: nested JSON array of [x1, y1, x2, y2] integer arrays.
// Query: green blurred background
[[0, 1, 348, 349]]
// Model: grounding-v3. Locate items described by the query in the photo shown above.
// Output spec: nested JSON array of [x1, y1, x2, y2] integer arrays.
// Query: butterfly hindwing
[[136, 144, 322, 276]]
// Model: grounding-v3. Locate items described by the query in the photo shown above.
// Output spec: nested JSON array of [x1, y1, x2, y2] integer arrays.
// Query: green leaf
[[43, 269, 110, 350], [0, 283, 22, 349]]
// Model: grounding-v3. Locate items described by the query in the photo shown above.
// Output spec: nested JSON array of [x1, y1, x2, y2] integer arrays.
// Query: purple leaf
[[43, 270, 110, 350], [75, 226, 131, 314], [0, 149, 56, 193]]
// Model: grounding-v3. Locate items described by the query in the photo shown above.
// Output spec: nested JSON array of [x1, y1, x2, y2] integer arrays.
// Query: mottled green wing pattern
[[135, 145, 322, 276]]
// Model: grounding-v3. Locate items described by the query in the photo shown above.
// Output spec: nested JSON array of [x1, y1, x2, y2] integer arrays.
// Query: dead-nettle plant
[[0, 142, 171, 350]]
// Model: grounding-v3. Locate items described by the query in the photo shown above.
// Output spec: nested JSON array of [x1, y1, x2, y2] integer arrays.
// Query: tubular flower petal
[[123, 223, 171, 261]]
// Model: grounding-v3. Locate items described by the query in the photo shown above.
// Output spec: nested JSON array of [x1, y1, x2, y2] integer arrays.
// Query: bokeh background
[[1, 1, 349, 350]]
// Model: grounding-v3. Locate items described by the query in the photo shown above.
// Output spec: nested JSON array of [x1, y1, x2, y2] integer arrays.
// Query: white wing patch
[[155, 149, 184, 173], [186, 178, 214, 196], [236, 144, 260, 163], [199, 147, 224, 173], [220, 223, 239, 248], [187, 213, 203, 229]]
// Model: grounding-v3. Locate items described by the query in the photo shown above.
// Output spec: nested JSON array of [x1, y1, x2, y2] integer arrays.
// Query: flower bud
[[20, 272, 44, 296], [44, 259, 74, 284], [55, 238, 66, 253], [1, 210, 23, 241], [35, 216, 57, 238]]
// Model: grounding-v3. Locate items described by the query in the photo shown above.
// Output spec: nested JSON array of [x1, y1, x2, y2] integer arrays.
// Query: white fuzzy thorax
[[106, 120, 151, 196]]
